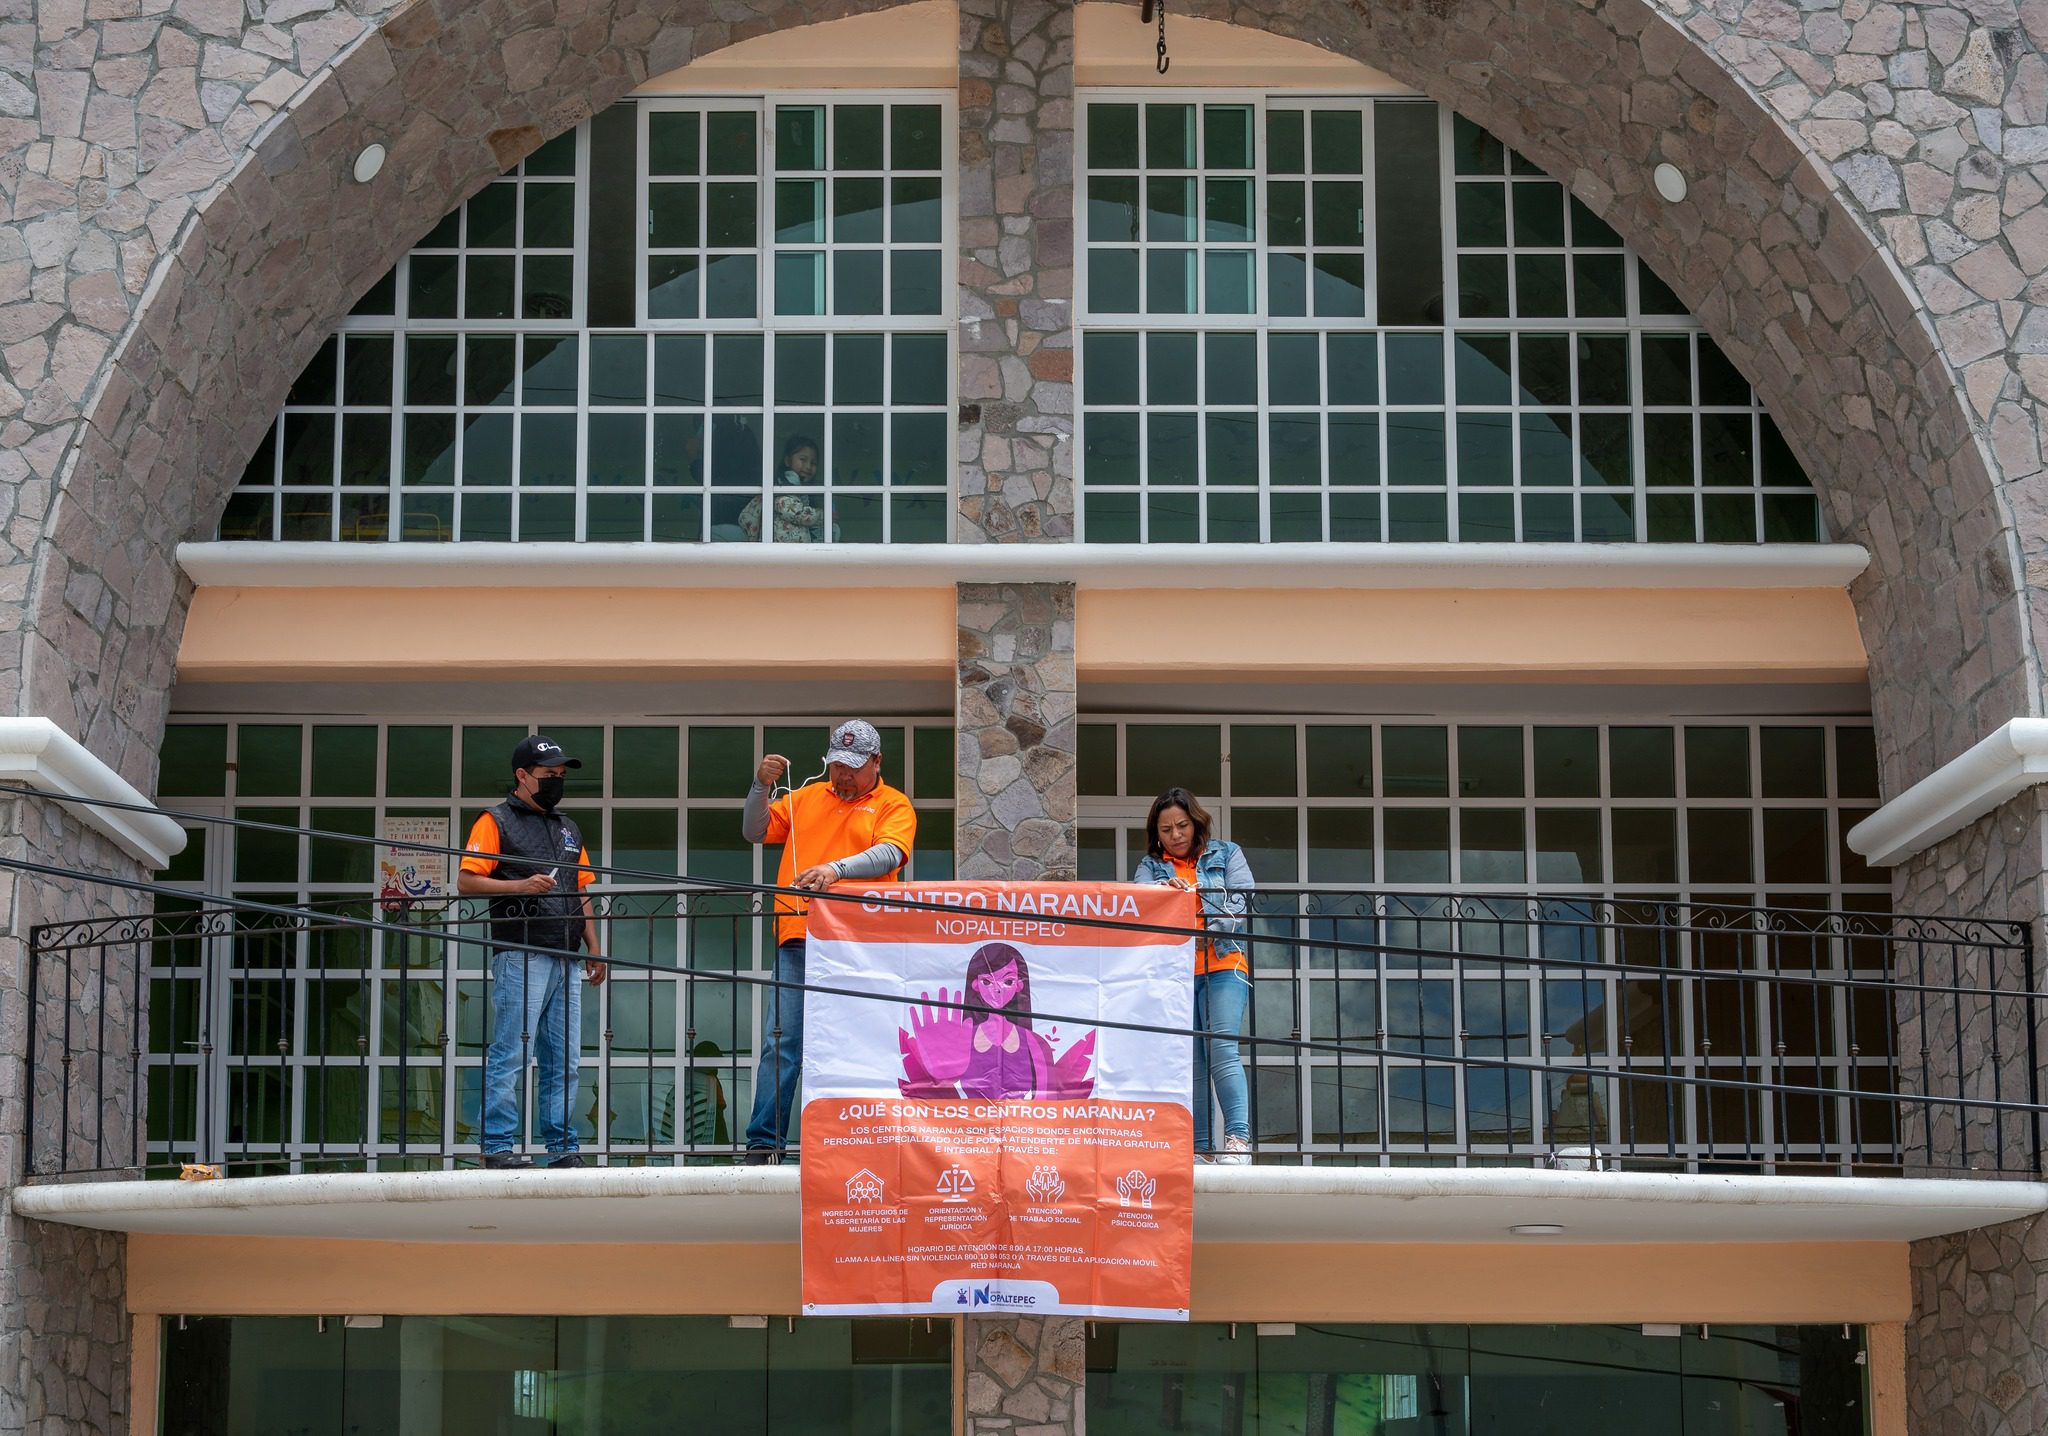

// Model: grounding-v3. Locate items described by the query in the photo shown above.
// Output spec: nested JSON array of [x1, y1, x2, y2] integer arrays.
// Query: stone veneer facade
[[951, 8, 1082, 1416], [5, 0, 2048, 1430]]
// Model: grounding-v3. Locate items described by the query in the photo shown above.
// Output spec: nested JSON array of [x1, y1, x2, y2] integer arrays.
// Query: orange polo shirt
[[1171, 853, 1249, 976], [460, 810, 597, 887], [764, 780, 917, 944]]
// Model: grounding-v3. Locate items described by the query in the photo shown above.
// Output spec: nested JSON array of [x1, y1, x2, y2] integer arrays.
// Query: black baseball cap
[[512, 734, 583, 771]]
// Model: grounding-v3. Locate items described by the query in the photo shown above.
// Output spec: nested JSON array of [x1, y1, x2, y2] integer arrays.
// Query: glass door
[[149, 804, 231, 1171]]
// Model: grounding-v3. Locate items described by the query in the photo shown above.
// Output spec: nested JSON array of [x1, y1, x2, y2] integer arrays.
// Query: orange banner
[[808, 881, 1196, 947], [799, 881, 1196, 1320]]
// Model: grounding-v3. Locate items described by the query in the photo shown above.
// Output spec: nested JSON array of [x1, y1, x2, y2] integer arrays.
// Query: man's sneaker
[[741, 1149, 780, 1166], [547, 1154, 587, 1169], [1216, 1135, 1252, 1166], [483, 1152, 534, 1170]]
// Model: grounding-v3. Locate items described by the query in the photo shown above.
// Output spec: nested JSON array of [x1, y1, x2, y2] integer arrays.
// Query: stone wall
[[0, 798, 148, 1436], [1910, 1214, 2048, 1435], [1893, 787, 2048, 1175], [1895, 790, 2048, 1433], [954, 582, 1077, 882], [955, 0, 1074, 543], [962, 1314, 1086, 1436]]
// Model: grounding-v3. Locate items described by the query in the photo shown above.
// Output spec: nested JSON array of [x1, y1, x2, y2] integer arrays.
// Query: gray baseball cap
[[823, 719, 882, 769]]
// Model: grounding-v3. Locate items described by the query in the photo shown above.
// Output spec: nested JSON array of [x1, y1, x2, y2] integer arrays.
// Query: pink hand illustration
[[1047, 1029, 1097, 1097], [902, 988, 976, 1084]]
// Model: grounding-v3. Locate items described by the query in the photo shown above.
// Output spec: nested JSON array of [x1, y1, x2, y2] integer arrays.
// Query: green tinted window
[[1684, 727, 1751, 799], [1382, 727, 1448, 797], [310, 726, 377, 798], [385, 726, 453, 798], [1125, 725, 1222, 799], [463, 725, 528, 799], [913, 726, 954, 799], [1229, 725, 1297, 797], [158, 725, 228, 798], [1456, 727, 1523, 798], [1305, 726, 1372, 798], [235, 725, 302, 797], [612, 726, 680, 798], [1078, 724, 1118, 796], [688, 727, 755, 799], [613, 809, 680, 880]]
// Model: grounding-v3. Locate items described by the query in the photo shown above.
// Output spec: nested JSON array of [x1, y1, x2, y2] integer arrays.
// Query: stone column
[[962, 1316, 1087, 1435], [956, 0, 1075, 543], [954, 582, 1077, 884], [954, 10, 1081, 1418], [953, 0, 1080, 885]]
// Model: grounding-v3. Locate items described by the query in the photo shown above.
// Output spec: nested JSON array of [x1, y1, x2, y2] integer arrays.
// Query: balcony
[[22, 884, 2042, 1181]]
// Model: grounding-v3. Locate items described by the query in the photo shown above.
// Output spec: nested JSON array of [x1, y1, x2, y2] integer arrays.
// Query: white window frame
[[1073, 91, 1825, 545]]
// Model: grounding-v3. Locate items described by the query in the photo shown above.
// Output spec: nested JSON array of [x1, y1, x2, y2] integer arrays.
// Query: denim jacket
[[1134, 839, 1255, 942]]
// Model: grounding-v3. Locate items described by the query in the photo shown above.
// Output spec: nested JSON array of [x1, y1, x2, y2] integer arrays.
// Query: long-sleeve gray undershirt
[[742, 780, 904, 877], [741, 780, 774, 842]]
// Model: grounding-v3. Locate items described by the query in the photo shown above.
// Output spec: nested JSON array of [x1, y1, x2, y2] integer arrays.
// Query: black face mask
[[530, 775, 565, 811]]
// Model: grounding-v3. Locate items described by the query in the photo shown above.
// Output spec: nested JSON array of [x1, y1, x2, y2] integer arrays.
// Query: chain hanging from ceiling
[[1141, 0, 1170, 73]]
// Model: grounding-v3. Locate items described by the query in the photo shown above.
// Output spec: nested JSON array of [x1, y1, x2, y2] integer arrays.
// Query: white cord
[[772, 763, 830, 911]]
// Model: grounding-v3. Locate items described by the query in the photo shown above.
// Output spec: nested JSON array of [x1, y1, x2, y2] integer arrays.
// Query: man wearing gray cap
[[740, 719, 918, 1162]]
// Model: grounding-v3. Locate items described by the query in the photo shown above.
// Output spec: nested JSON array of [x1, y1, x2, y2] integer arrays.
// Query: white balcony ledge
[[176, 541, 1870, 593], [1847, 717, 2048, 866], [0, 717, 185, 868], [15, 1164, 2039, 1245]]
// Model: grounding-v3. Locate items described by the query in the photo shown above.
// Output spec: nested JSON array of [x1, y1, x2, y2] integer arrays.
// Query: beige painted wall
[[175, 585, 1867, 686], [175, 586, 958, 683], [129, 1235, 1906, 1323], [625, 1, 1405, 92], [1072, 2, 1406, 88], [1079, 586, 1869, 685], [634, 0, 958, 90]]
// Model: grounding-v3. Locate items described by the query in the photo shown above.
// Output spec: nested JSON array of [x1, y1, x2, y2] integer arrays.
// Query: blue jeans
[[482, 951, 582, 1154], [1194, 969, 1252, 1151], [746, 940, 807, 1150]]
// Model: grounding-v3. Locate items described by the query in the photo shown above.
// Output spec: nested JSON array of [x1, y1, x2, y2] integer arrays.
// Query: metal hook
[[1155, 0, 1171, 74]]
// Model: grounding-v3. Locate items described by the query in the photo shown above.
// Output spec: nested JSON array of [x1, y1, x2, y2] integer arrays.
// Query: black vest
[[484, 798, 587, 955]]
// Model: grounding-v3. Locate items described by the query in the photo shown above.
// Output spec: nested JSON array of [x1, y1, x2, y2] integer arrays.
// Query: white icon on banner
[[1024, 1165, 1066, 1203], [1116, 1169, 1157, 1209], [845, 1169, 886, 1203], [936, 1166, 976, 1202]]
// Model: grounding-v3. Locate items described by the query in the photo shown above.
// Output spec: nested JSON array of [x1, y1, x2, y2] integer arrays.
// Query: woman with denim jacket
[[1134, 787, 1255, 1165]]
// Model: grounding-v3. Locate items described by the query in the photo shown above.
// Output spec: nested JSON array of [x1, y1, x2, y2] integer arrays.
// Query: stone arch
[[25, 0, 922, 792], [1160, 0, 2032, 801], [31, 0, 2029, 816]]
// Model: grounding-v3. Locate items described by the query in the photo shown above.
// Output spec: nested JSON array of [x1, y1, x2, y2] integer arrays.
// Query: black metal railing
[[22, 872, 2043, 1181]]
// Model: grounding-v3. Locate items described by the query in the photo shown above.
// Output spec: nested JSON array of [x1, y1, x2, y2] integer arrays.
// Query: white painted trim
[[0, 718, 185, 869], [178, 541, 1870, 592], [13, 1164, 2042, 1244], [1847, 717, 2048, 866]]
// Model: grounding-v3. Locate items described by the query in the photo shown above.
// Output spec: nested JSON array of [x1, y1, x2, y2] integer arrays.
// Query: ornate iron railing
[[22, 873, 2041, 1180]]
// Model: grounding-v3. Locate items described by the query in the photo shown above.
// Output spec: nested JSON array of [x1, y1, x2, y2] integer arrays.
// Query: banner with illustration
[[799, 881, 1196, 1321]]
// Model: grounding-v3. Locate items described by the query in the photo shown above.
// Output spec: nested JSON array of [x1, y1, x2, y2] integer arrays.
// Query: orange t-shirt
[[459, 810, 597, 888], [765, 780, 917, 944], [1171, 853, 1249, 976]]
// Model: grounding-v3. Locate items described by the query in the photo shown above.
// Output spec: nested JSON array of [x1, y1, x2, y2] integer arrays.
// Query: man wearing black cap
[[459, 734, 606, 1169]]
